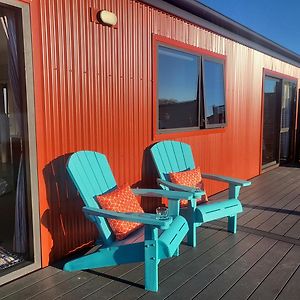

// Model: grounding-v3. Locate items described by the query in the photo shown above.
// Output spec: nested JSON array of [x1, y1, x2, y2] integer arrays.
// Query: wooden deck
[[1, 166, 300, 300]]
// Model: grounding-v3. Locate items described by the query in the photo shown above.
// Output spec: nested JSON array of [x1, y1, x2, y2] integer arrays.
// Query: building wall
[[26, 0, 300, 265]]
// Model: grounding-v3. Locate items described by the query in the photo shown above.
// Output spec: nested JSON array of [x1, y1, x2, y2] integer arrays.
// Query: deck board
[[29, 270, 97, 300], [271, 213, 300, 236], [246, 192, 300, 230], [60, 228, 219, 299], [284, 219, 300, 239], [220, 241, 293, 300], [1, 166, 300, 300], [276, 266, 300, 300], [192, 237, 277, 300], [3, 270, 80, 300], [112, 229, 233, 300], [163, 234, 261, 300], [0, 266, 61, 298], [138, 232, 251, 300], [257, 198, 300, 232], [238, 179, 300, 225], [248, 245, 300, 300], [60, 265, 138, 299]]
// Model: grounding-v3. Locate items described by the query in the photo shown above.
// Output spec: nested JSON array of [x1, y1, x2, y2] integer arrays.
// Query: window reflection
[[158, 46, 199, 130], [157, 44, 226, 132], [203, 59, 226, 126]]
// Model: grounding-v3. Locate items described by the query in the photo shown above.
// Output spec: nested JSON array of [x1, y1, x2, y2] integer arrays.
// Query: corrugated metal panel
[[31, 0, 300, 265]]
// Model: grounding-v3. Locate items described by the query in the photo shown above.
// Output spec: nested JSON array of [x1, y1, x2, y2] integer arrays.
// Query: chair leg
[[228, 215, 237, 233], [144, 226, 159, 292], [145, 257, 159, 292], [186, 222, 197, 247], [184, 204, 197, 247]]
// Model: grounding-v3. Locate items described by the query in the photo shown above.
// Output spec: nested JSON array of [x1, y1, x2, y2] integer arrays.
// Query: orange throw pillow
[[169, 167, 208, 207], [96, 185, 144, 240]]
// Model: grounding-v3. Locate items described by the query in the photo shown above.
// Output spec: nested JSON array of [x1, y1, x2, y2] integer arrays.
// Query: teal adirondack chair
[[150, 141, 251, 247], [64, 150, 191, 292]]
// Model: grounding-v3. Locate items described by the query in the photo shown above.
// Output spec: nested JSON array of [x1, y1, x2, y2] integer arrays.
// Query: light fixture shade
[[98, 10, 117, 26]]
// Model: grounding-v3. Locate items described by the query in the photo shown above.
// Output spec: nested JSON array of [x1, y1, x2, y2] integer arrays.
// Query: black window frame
[[156, 43, 227, 134]]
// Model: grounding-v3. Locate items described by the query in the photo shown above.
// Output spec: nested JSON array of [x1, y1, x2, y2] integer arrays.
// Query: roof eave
[[139, 0, 300, 68]]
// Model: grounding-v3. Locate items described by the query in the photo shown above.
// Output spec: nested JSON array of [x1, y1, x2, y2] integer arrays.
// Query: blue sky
[[198, 0, 300, 55]]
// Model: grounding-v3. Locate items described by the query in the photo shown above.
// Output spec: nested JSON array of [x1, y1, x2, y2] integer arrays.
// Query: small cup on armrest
[[156, 206, 169, 220]]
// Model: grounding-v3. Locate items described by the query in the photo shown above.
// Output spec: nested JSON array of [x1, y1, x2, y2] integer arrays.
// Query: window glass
[[156, 43, 226, 133], [158, 46, 199, 130], [203, 59, 226, 126]]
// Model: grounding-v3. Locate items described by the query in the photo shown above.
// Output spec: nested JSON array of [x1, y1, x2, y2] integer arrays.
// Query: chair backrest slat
[[67, 151, 117, 244], [151, 141, 195, 188], [180, 142, 195, 169], [162, 141, 182, 172], [152, 142, 173, 179]]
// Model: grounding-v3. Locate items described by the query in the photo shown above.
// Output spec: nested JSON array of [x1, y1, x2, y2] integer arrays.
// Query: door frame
[[296, 89, 300, 163], [0, 0, 41, 285], [260, 69, 299, 173]]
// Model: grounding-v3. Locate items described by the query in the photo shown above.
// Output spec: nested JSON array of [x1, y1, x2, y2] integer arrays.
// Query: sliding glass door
[[0, 1, 40, 285], [280, 81, 297, 162], [262, 75, 297, 169], [262, 77, 282, 167]]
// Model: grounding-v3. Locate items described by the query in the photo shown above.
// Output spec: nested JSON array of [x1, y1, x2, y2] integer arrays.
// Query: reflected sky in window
[[203, 60, 225, 118], [158, 46, 199, 102], [264, 77, 280, 93]]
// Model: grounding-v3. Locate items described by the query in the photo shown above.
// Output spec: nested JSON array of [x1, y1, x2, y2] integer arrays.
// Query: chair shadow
[[243, 204, 300, 216], [41, 151, 156, 289], [139, 144, 162, 212], [86, 269, 144, 289], [42, 153, 97, 264], [280, 162, 300, 168]]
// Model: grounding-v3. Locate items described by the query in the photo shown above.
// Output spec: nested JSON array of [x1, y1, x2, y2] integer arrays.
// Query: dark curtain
[[1, 9, 27, 254]]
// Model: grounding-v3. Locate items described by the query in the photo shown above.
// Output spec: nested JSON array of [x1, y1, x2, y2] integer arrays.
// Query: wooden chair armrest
[[82, 207, 172, 229], [132, 188, 194, 200], [157, 178, 206, 199], [202, 173, 251, 186]]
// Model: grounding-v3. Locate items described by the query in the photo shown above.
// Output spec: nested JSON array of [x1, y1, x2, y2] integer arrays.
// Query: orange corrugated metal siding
[[28, 0, 300, 265]]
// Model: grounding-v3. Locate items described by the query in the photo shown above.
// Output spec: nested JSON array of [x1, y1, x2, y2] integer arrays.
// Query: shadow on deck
[[1, 166, 300, 300]]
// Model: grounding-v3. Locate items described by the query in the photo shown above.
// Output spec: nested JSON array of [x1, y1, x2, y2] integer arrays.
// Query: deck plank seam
[[245, 244, 294, 300], [0, 268, 62, 298], [191, 237, 278, 300], [64, 229, 221, 299], [274, 264, 300, 300], [77, 263, 144, 300], [238, 179, 300, 222], [214, 221, 300, 246], [217, 239, 284, 300], [219, 241, 294, 300], [284, 218, 300, 240], [241, 190, 300, 228], [107, 229, 231, 300], [212, 171, 285, 200], [188, 236, 267, 300], [269, 203, 300, 236], [51, 266, 118, 299], [97, 229, 224, 299], [162, 233, 254, 299]]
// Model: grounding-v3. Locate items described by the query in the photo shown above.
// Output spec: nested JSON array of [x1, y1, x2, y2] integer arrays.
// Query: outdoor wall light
[[97, 10, 117, 26], [90, 8, 117, 27]]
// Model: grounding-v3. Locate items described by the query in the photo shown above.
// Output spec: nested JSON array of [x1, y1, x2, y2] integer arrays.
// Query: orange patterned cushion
[[96, 185, 144, 240], [169, 167, 208, 207]]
